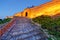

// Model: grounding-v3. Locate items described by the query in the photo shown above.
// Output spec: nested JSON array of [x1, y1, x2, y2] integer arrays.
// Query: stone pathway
[[1, 17, 48, 40]]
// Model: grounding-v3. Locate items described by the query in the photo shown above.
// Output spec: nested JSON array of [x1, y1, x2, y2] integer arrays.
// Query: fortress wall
[[13, 0, 60, 18]]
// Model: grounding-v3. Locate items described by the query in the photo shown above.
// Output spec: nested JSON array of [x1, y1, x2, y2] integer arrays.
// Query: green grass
[[32, 15, 60, 40], [48, 38, 52, 40], [54, 36, 60, 40], [48, 30, 60, 40], [57, 37, 60, 40]]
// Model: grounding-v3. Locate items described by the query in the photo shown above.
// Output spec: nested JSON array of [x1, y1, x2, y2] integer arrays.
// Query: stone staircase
[[1, 17, 48, 40]]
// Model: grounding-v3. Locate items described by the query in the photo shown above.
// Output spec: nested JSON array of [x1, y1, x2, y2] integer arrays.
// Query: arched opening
[[25, 12, 28, 17]]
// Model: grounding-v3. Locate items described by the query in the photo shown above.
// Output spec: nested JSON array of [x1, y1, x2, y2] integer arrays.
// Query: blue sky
[[0, 0, 51, 19]]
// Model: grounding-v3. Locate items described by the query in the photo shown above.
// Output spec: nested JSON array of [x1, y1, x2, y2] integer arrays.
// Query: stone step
[[1, 17, 48, 40]]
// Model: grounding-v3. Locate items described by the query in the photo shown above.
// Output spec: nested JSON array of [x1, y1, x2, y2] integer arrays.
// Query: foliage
[[0, 18, 11, 24], [48, 38, 52, 40], [27, 5, 35, 8], [32, 15, 60, 38], [0, 19, 3, 24]]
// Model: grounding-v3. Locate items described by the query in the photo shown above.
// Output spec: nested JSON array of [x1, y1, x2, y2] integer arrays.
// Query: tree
[[3, 18, 11, 23], [0, 19, 3, 24]]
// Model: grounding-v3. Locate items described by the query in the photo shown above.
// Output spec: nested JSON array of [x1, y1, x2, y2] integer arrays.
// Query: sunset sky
[[0, 0, 51, 18]]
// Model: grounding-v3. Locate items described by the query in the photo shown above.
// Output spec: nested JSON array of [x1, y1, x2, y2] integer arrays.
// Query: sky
[[0, 0, 51, 19]]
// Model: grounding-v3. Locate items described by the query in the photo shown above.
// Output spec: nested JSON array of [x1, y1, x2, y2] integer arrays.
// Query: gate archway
[[25, 12, 28, 17]]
